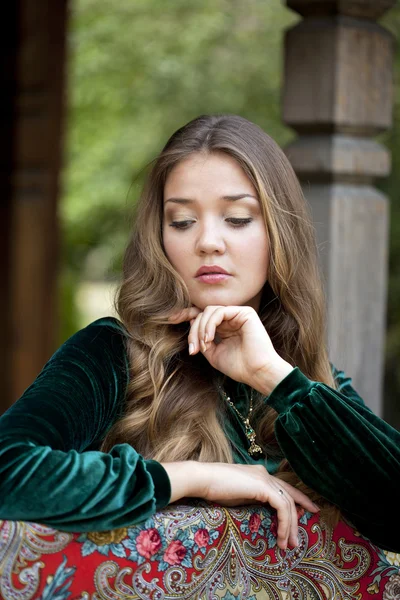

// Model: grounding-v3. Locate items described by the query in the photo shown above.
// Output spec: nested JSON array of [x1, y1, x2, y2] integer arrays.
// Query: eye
[[169, 218, 253, 230], [169, 220, 194, 229], [226, 218, 253, 228]]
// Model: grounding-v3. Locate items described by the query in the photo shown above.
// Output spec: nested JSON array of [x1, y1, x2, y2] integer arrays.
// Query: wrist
[[250, 360, 294, 396], [188, 461, 209, 498], [161, 460, 207, 502]]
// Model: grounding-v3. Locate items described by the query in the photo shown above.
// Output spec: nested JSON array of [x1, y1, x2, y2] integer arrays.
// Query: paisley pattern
[[0, 502, 398, 599]]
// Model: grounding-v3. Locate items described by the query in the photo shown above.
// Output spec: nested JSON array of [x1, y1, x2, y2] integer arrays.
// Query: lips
[[195, 265, 230, 277]]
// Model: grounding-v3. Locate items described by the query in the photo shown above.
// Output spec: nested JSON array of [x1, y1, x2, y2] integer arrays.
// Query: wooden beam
[[283, 0, 396, 415], [0, 1, 69, 413]]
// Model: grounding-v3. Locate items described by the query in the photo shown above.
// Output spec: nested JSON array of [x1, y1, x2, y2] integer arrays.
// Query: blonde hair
[[101, 114, 340, 525]]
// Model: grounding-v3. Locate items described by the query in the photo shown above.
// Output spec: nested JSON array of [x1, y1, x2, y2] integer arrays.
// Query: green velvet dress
[[0, 316, 399, 551]]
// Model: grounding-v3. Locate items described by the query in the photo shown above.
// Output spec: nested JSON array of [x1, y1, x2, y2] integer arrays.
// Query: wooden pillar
[[283, 0, 396, 415], [0, 1, 69, 413]]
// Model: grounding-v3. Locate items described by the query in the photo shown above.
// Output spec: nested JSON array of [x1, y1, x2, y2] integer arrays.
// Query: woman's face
[[162, 152, 269, 312]]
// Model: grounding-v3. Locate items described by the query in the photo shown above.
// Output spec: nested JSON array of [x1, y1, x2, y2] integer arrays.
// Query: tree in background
[[61, 0, 400, 425]]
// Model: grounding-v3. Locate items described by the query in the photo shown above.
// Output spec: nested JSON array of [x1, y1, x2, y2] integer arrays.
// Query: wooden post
[[0, 1, 69, 413], [283, 0, 396, 415]]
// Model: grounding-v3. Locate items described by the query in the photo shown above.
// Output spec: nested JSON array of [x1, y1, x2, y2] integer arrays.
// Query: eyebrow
[[164, 193, 258, 205]]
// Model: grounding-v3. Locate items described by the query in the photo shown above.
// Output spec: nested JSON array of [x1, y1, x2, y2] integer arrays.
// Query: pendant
[[245, 426, 263, 456], [248, 441, 263, 456]]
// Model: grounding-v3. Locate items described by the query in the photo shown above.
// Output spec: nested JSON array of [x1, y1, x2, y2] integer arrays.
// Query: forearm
[[161, 460, 206, 503], [0, 439, 170, 531], [255, 365, 400, 551], [250, 359, 294, 396]]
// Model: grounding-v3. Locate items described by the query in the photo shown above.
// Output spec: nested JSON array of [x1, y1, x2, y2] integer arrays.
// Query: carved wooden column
[[283, 0, 396, 415], [0, 1, 69, 413]]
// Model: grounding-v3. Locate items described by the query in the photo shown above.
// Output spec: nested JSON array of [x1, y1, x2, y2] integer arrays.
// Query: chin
[[190, 293, 247, 310], [189, 295, 225, 310]]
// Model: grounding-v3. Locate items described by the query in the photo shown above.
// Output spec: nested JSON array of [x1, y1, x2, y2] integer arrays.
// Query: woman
[[0, 113, 399, 553]]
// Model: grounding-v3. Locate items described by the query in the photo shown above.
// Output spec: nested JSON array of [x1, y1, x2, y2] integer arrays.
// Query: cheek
[[162, 227, 175, 259], [163, 233, 190, 272], [243, 232, 269, 275], [238, 230, 268, 258]]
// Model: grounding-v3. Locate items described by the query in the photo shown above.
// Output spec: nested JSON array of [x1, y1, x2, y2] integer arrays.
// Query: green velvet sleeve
[[0, 317, 171, 532], [266, 364, 400, 552]]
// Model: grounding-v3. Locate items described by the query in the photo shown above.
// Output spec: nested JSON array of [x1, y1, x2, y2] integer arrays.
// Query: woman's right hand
[[161, 461, 320, 551]]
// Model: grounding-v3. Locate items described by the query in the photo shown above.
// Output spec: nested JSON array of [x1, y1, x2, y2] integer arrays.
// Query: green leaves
[[62, 0, 296, 281], [61, 0, 400, 426]]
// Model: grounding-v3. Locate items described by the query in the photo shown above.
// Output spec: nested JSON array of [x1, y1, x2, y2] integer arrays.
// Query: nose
[[195, 219, 226, 255]]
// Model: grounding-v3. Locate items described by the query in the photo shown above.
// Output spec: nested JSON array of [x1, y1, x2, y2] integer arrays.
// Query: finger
[[270, 490, 291, 550], [188, 312, 203, 354], [202, 306, 228, 347], [195, 306, 212, 352], [198, 306, 223, 351], [288, 495, 299, 548], [188, 307, 214, 354], [277, 481, 320, 514], [169, 306, 202, 323], [189, 308, 220, 355], [199, 305, 248, 334], [272, 483, 297, 548]]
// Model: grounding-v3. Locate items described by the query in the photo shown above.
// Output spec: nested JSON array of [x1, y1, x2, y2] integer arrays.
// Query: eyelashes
[[169, 218, 253, 230]]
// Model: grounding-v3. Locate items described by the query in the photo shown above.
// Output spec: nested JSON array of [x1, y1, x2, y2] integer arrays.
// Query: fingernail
[[312, 503, 320, 511], [204, 333, 208, 343], [189, 343, 194, 355], [201, 340, 207, 352]]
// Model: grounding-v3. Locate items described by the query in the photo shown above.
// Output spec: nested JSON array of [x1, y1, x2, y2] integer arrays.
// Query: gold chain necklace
[[218, 385, 263, 457]]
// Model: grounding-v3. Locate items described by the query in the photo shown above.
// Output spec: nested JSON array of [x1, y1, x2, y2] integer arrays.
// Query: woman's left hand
[[169, 305, 293, 392]]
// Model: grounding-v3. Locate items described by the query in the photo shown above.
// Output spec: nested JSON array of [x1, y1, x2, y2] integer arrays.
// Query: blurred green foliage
[[60, 0, 400, 422], [59, 0, 298, 340], [61, 0, 297, 288]]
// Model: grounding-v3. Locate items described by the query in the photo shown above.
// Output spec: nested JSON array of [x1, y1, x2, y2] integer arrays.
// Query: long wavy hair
[[101, 114, 340, 524]]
